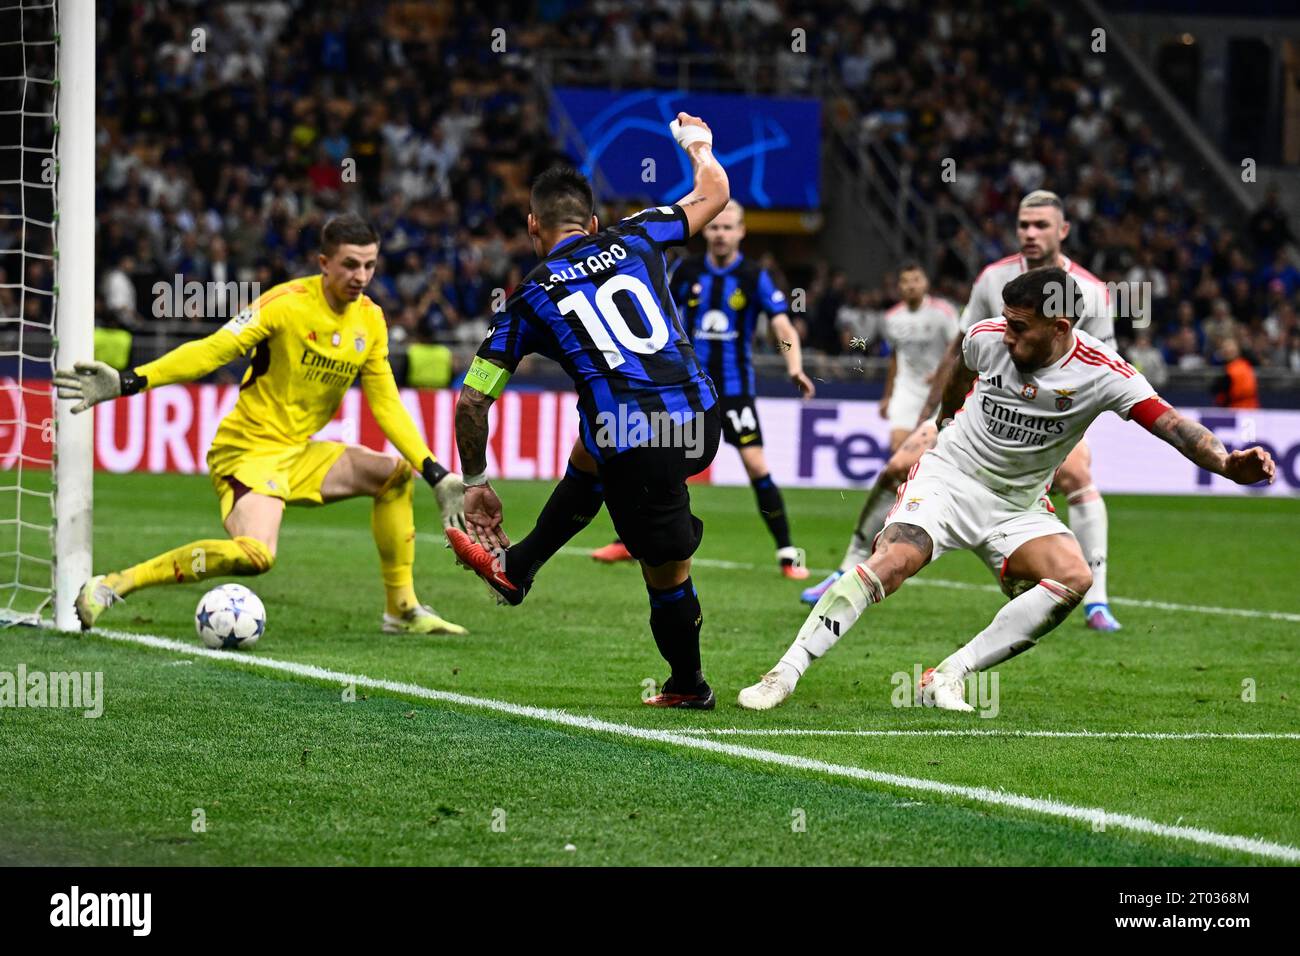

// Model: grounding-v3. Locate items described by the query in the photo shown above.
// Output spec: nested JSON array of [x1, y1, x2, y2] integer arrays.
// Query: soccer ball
[[194, 584, 266, 650]]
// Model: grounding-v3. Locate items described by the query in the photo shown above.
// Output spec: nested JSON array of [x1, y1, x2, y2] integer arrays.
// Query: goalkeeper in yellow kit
[[54, 215, 469, 635]]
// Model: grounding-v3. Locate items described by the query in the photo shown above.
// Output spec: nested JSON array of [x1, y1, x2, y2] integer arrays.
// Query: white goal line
[[675, 728, 1300, 740]]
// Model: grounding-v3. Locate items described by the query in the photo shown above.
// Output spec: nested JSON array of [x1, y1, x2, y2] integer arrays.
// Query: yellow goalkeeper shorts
[[207, 441, 348, 520]]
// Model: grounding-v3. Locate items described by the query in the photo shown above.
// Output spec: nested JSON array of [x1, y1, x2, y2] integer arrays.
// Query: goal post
[[52, 0, 93, 630]]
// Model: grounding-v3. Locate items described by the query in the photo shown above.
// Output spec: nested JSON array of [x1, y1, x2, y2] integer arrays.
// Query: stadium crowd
[[55, 0, 1299, 403]]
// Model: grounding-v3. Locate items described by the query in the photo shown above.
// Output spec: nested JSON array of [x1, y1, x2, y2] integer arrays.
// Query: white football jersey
[[882, 295, 960, 398], [960, 253, 1115, 346], [933, 320, 1156, 505]]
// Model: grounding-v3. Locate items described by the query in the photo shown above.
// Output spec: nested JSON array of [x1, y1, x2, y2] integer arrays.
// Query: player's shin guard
[[1066, 487, 1110, 607], [506, 464, 604, 586], [751, 474, 793, 550], [646, 577, 704, 687], [372, 460, 418, 615], [939, 578, 1082, 678], [839, 479, 895, 572], [105, 536, 274, 595], [778, 564, 885, 682]]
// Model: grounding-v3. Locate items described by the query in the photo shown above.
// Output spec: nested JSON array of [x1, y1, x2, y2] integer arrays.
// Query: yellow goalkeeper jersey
[[133, 275, 436, 467]]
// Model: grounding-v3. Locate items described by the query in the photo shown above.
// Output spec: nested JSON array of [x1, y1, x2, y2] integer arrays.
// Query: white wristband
[[669, 119, 712, 149], [463, 472, 489, 487]]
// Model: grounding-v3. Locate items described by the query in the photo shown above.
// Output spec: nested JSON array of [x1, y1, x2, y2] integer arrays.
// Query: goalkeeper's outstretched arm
[[53, 329, 249, 413]]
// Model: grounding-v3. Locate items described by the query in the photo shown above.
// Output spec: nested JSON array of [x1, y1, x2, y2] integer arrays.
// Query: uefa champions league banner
[[4, 381, 1299, 495]]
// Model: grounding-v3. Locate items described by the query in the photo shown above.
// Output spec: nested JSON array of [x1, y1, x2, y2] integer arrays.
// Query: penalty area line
[[82, 624, 1300, 864]]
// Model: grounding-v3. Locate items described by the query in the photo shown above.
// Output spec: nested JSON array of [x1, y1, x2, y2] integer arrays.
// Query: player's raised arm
[[1133, 397, 1276, 485], [669, 112, 730, 237]]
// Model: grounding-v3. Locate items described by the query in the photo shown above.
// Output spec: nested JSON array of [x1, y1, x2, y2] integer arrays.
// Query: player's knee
[[375, 458, 413, 502], [1064, 483, 1100, 507], [232, 535, 275, 575], [1053, 565, 1091, 600], [1055, 459, 1093, 495]]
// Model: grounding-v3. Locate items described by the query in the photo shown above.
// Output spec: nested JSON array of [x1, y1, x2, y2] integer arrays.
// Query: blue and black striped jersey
[[672, 253, 788, 397], [477, 204, 717, 462]]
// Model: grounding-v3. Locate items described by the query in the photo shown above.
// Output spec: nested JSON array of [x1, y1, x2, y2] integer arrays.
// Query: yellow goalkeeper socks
[[105, 536, 274, 596], [372, 461, 419, 616]]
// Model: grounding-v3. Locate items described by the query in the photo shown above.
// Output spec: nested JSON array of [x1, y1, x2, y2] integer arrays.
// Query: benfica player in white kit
[[801, 263, 956, 603], [879, 264, 960, 448], [802, 191, 1125, 633], [739, 267, 1274, 712]]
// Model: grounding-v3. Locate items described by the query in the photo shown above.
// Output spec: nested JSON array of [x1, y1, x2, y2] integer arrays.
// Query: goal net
[[0, 0, 92, 628]]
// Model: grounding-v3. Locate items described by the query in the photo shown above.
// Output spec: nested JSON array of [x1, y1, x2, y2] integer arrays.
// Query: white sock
[[1067, 488, 1109, 606], [777, 564, 886, 683], [838, 481, 897, 572], [938, 579, 1082, 679]]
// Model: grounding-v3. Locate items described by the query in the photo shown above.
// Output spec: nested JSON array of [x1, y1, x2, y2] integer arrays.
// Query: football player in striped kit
[[447, 113, 730, 708], [592, 199, 815, 578]]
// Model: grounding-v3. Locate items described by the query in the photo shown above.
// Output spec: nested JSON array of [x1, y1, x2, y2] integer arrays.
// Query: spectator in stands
[[1214, 337, 1260, 409], [1248, 187, 1294, 260], [1127, 331, 1168, 390]]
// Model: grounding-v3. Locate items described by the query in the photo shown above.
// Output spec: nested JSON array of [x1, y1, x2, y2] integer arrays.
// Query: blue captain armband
[[464, 356, 510, 399]]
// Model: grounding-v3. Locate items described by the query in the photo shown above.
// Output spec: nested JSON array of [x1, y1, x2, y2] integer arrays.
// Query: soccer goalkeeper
[[54, 215, 469, 635]]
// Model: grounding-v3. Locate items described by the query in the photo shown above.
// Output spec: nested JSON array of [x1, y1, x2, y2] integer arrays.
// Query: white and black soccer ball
[[195, 584, 266, 650]]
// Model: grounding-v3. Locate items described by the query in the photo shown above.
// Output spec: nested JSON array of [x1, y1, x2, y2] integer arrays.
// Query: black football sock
[[646, 577, 705, 690], [751, 473, 793, 550], [506, 464, 604, 586]]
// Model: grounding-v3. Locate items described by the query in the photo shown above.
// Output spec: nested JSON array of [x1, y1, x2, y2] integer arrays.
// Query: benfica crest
[[331, 331, 342, 347], [354, 335, 366, 353], [905, 498, 922, 512], [1054, 388, 1076, 411]]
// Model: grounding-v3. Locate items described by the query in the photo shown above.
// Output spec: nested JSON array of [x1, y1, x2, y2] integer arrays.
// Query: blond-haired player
[[54, 215, 469, 635]]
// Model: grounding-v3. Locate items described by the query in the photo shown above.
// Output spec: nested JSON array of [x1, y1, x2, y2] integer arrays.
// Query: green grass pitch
[[1, 472, 1298, 865]]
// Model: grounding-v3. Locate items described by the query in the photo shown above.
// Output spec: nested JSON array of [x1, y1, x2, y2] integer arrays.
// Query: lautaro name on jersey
[[479, 205, 717, 462]]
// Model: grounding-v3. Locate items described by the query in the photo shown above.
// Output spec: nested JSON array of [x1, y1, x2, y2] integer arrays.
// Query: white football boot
[[737, 669, 796, 710], [919, 667, 974, 713]]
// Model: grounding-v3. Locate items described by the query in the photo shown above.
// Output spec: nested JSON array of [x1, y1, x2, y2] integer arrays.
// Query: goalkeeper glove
[[422, 459, 467, 532], [52, 361, 145, 413]]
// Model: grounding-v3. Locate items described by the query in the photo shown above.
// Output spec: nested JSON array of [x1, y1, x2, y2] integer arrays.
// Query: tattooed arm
[[1141, 401, 1276, 485], [454, 360, 510, 549]]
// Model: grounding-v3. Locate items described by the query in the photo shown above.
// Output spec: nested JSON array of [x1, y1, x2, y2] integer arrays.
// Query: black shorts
[[598, 406, 722, 567], [719, 395, 763, 448]]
